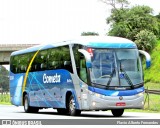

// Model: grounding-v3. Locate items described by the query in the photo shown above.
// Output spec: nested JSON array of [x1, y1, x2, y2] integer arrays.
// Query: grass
[[144, 40, 160, 83], [0, 102, 11, 105], [144, 93, 160, 112], [144, 82, 160, 90], [0, 94, 11, 105], [126, 109, 158, 113]]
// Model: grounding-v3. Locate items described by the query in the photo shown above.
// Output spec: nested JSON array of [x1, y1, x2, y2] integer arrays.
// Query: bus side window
[[47, 45, 73, 73]]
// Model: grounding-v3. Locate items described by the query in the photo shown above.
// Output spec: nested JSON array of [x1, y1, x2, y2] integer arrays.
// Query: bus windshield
[[90, 49, 143, 88]]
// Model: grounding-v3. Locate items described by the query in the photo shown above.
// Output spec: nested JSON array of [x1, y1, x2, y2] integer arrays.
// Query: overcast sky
[[0, 0, 159, 45]]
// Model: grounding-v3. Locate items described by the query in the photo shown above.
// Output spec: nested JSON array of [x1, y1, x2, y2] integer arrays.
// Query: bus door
[[79, 56, 90, 110]]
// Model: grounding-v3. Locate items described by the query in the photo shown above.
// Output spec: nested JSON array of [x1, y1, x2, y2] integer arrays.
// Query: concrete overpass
[[0, 44, 38, 64]]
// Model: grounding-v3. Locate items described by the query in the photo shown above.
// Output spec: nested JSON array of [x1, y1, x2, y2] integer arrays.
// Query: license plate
[[116, 102, 126, 106]]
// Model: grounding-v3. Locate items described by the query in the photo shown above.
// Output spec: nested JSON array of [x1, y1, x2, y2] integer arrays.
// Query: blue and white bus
[[10, 36, 151, 117]]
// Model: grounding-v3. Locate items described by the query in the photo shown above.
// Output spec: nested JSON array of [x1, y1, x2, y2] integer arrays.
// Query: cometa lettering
[[43, 73, 61, 84]]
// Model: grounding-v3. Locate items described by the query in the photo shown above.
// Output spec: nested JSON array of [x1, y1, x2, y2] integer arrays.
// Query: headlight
[[88, 90, 93, 95]]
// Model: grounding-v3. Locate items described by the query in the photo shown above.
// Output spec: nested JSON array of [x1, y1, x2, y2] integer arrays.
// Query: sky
[[0, 0, 159, 70], [0, 0, 159, 45]]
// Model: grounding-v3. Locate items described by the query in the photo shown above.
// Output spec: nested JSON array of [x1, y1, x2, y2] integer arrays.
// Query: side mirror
[[139, 50, 151, 68], [78, 49, 92, 68]]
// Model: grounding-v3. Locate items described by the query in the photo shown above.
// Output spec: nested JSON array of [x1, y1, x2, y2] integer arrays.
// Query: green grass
[[126, 109, 159, 113], [144, 82, 160, 90], [144, 40, 160, 83], [0, 102, 11, 105], [0, 94, 11, 105], [144, 94, 160, 112]]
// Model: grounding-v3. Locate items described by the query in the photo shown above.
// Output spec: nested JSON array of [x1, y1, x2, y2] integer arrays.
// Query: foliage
[[0, 66, 9, 93], [155, 13, 160, 39], [102, 0, 160, 51], [135, 30, 157, 52], [81, 32, 99, 36], [144, 40, 160, 83]]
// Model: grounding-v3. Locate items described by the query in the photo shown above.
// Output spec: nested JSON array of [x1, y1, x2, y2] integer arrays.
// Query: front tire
[[68, 95, 81, 116], [111, 109, 124, 117], [24, 94, 39, 113]]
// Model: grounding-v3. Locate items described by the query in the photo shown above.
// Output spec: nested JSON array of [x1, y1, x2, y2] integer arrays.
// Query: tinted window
[[10, 45, 73, 73], [10, 52, 33, 73]]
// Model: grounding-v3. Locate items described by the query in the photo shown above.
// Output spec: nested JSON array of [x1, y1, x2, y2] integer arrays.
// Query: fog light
[[92, 102, 96, 106]]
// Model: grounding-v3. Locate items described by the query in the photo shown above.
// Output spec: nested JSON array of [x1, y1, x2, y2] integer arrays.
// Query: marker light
[[87, 48, 93, 57]]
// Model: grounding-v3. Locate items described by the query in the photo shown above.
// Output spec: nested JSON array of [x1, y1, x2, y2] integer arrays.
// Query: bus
[[10, 36, 151, 117]]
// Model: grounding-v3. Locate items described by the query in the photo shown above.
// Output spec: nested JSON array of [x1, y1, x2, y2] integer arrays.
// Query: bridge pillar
[[0, 51, 12, 64]]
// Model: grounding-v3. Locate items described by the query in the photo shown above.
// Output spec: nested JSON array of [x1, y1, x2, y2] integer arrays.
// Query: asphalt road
[[0, 105, 160, 119]]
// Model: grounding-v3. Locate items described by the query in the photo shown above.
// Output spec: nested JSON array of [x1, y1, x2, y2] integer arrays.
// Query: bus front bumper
[[82, 92, 144, 110]]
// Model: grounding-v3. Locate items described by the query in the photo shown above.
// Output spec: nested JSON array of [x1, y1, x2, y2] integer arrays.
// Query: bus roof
[[11, 36, 137, 56]]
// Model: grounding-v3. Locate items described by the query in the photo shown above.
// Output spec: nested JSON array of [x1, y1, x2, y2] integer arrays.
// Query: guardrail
[[145, 89, 160, 95], [144, 88, 160, 111]]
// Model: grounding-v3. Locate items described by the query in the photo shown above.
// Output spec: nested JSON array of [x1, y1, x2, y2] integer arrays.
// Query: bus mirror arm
[[139, 50, 151, 68], [78, 49, 92, 68]]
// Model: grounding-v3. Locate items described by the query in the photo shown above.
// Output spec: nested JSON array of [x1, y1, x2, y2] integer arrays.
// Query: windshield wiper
[[91, 82, 106, 86], [120, 61, 134, 89], [106, 68, 115, 88]]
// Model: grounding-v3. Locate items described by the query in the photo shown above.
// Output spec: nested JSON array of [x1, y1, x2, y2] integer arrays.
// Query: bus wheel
[[24, 95, 39, 113], [111, 109, 124, 117], [68, 95, 81, 116]]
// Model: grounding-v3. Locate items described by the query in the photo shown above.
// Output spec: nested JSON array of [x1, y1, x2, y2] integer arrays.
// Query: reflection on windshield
[[90, 49, 143, 87]]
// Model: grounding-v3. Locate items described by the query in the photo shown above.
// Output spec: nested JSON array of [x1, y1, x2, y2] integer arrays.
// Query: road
[[0, 105, 160, 119]]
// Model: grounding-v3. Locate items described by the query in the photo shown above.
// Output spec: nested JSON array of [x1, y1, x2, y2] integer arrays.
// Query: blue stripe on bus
[[88, 86, 144, 96], [87, 42, 137, 49]]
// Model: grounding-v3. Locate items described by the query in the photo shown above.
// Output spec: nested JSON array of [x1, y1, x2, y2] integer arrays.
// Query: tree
[[135, 30, 157, 52], [102, 0, 159, 51], [0, 66, 9, 94], [101, 0, 129, 10], [81, 32, 99, 36]]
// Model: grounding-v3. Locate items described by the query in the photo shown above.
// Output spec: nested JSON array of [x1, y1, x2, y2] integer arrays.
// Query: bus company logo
[[43, 73, 61, 84]]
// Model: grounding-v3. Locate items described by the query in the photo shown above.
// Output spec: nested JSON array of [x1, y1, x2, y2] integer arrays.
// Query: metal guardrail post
[[144, 87, 150, 109], [144, 87, 160, 111]]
